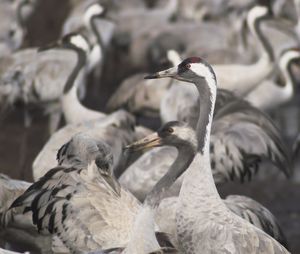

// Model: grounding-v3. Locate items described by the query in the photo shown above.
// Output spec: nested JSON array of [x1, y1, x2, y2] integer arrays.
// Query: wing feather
[[224, 195, 289, 250], [11, 162, 141, 252]]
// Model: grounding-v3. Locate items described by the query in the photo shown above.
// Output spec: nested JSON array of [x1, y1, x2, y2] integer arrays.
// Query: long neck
[[145, 144, 196, 207], [280, 55, 297, 91], [62, 78, 88, 124], [178, 76, 223, 210], [248, 14, 274, 62], [90, 16, 105, 55], [61, 47, 89, 123], [63, 46, 86, 94], [195, 77, 216, 155]]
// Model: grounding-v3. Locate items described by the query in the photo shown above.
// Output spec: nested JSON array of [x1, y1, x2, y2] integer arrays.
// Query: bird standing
[[144, 57, 290, 253]]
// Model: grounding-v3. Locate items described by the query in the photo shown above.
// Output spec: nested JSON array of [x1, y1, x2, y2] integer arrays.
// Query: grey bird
[[0, 36, 83, 133], [120, 86, 291, 200], [107, 3, 277, 118], [0, 0, 35, 57], [245, 47, 300, 110], [32, 109, 150, 181], [126, 121, 289, 250], [62, 0, 115, 79], [141, 56, 289, 253], [10, 139, 176, 253], [0, 174, 52, 254]]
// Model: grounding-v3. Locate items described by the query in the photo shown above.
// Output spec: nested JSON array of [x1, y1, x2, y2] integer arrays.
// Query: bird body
[[144, 55, 290, 253], [62, 84, 105, 124], [0, 44, 86, 133], [32, 110, 138, 180], [107, 74, 173, 117], [177, 153, 288, 253], [155, 193, 288, 250], [31, 34, 150, 180], [245, 48, 300, 110], [11, 139, 171, 253], [212, 5, 274, 96], [108, 4, 275, 118], [0, 174, 52, 254], [0, 48, 77, 105], [46, 33, 107, 125], [121, 86, 291, 199], [213, 54, 273, 95], [12, 161, 140, 252], [0, 0, 31, 57]]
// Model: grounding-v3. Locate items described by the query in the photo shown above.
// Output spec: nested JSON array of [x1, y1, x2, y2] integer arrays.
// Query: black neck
[[63, 45, 86, 94], [287, 61, 297, 88], [254, 16, 274, 61], [145, 145, 196, 207]]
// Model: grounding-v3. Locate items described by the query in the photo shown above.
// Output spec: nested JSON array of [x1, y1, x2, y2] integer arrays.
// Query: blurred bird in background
[[0, 0, 299, 253]]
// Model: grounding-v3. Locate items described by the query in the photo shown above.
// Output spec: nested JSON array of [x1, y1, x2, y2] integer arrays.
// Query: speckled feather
[[11, 162, 141, 253], [33, 110, 138, 180]]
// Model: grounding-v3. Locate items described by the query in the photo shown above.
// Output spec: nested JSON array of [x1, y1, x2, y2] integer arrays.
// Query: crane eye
[[186, 63, 191, 68], [167, 127, 174, 133]]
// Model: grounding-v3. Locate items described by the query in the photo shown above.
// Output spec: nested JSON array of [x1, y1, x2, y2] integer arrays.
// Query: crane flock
[[0, 0, 299, 253]]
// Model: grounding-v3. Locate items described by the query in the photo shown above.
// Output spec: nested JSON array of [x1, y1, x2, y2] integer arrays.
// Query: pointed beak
[[125, 132, 162, 152], [144, 66, 178, 79]]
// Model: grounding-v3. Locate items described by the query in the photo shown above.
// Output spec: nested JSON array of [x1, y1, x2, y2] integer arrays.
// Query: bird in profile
[[141, 56, 290, 253], [9, 134, 176, 253], [38, 32, 106, 124], [126, 121, 289, 250]]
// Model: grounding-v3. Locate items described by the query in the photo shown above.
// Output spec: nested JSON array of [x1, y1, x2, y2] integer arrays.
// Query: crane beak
[[125, 132, 162, 152], [144, 66, 178, 79]]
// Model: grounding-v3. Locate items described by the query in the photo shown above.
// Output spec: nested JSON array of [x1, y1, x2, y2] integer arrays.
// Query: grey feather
[[32, 110, 140, 180], [224, 195, 289, 249], [0, 174, 52, 254]]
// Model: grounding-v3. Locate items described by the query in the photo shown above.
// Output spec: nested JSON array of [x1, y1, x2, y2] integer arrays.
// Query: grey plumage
[[224, 195, 289, 249], [56, 132, 114, 169], [11, 155, 173, 253], [106, 73, 173, 117], [11, 160, 128, 252], [0, 174, 52, 254], [142, 56, 290, 253], [155, 194, 289, 251], [120, 91, 291, 200], [32, 110, 144, 180], [62, 0, 115, 78], [0, 48, 77, 105], [0, 0, 31, 57], [0, 46, 84, 133], [126, 121, 289, 249], [211, 97, 292, 183]]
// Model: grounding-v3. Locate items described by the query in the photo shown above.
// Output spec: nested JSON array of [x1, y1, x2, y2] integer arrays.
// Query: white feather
[[70, 34, 90, 52], [83, 4, 104, 28]]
